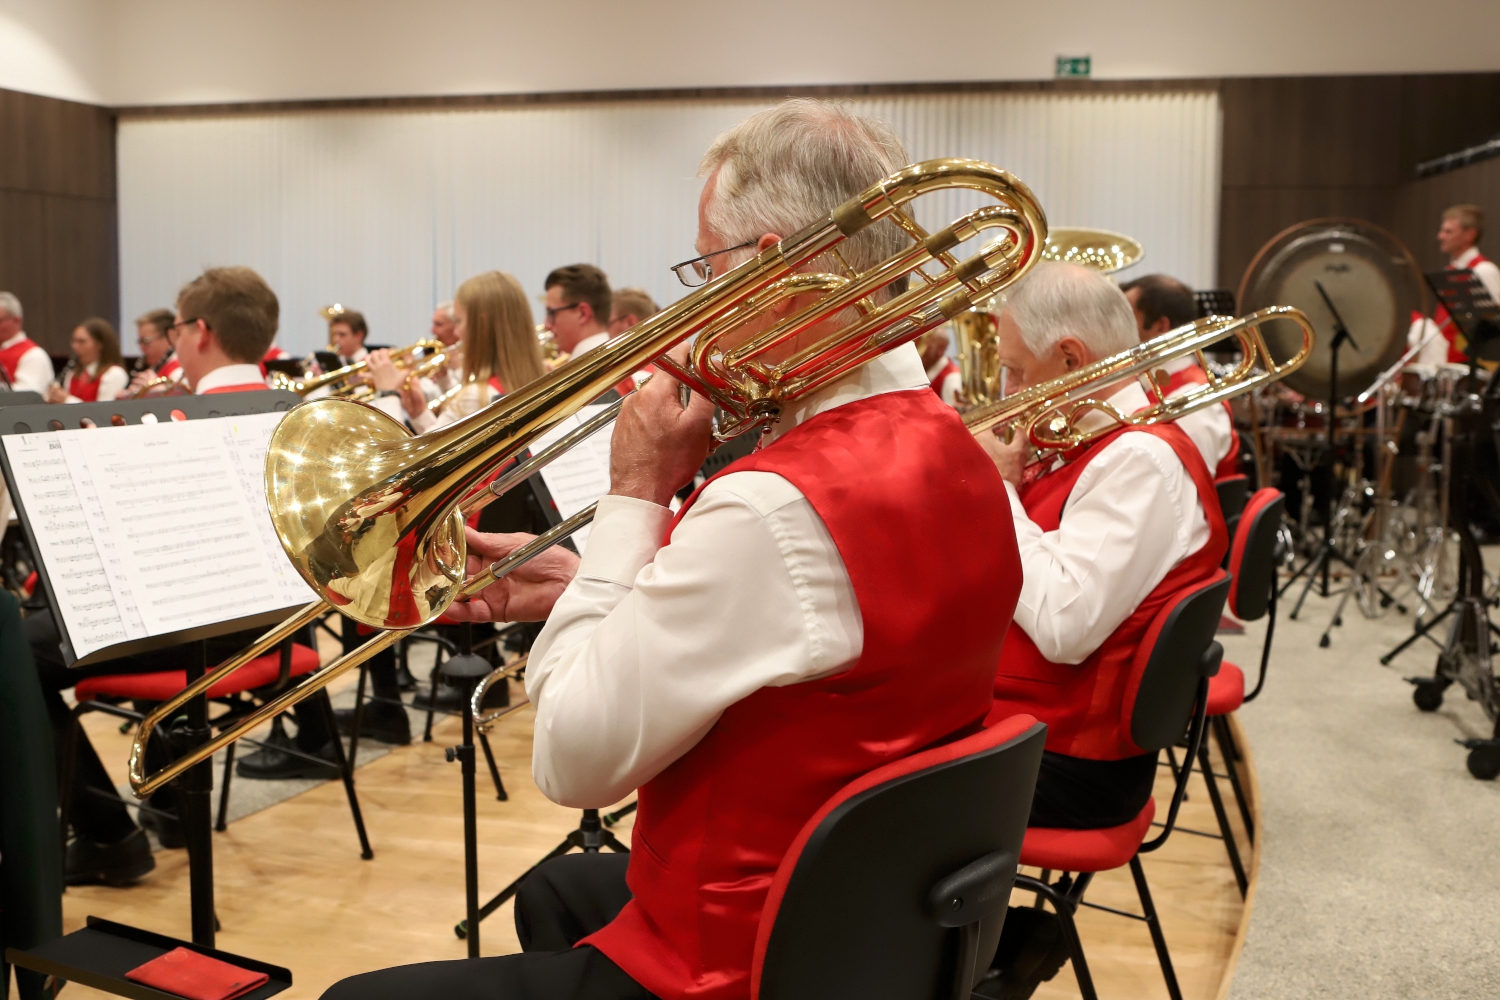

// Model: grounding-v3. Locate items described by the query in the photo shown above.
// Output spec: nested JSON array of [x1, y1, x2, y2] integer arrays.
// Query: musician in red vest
[[975, 262, 1228, 995], [918, 326, 963, 408], [45, 319, 129, 403], [1408, 203, 1500, 366], [127, 308, 185, 393], [1120, 273, 1239, 479], [322, 99, 1021, 1000], [0, 292, 55, 395], [169, 268, 279, 395]]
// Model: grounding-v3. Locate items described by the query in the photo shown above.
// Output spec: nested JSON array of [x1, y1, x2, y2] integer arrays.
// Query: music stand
[[2, 392, 302, 1000]]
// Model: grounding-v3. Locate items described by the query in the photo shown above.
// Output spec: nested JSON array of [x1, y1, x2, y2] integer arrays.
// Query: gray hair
[[1000, 262, 1138, 361], [0, 292, 21, 322], [699, 99, 909, 278], [436, 301, 456, 320]]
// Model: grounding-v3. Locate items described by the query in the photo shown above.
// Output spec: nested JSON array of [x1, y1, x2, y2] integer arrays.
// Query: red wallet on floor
[[125, 947, 269, 1000]]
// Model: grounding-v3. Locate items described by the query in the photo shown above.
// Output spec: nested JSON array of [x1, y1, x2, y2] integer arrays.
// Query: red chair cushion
[[75, 644, 321, 702], [1019, 797, 1155, 873], [1207, 661, 1245, 717]]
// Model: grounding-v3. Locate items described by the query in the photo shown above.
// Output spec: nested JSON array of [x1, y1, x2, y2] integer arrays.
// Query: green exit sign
[[1055, 55, 1091, 78]]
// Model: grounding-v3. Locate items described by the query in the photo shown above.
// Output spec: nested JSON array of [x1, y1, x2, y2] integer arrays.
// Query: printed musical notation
[[532, 403, 615, 554], [2, 412, 315, 664]]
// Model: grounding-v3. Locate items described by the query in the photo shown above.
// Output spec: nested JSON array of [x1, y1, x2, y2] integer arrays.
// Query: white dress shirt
[[571, 331, 610, 357], [1161, 356, 1233, 473], [925, 355, 963, 408], [526, 344, 930, 808], [1003, 381, 1211, 666], [194, 363, 269, 394], [1408, 246, 1500, 365], [1, 332, 54, 395], [62, 362, 128, 403], [403, 380, 498, 433]]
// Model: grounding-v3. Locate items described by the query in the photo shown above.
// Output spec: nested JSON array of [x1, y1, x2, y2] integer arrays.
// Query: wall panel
[[118, 91, 1221, 354]]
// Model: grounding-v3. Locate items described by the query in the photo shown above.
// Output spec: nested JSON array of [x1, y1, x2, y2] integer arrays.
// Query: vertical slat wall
[[118, 91, 1220, 353]]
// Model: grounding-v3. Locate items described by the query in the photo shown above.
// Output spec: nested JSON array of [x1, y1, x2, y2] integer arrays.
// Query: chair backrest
[[1227, 489, 1285, 622], [752, 715, 1047, 1000], [1214, 474, 1249, 522], [1124, 571, 1231, 753]]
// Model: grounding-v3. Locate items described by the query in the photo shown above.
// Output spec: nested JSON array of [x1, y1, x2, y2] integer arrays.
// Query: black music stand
[[2, 392, 301, 999], [1379, 271, 1500, 777]]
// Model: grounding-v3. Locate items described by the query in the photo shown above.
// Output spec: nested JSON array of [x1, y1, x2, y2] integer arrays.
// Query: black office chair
[[752, 714, 1047, 1000]]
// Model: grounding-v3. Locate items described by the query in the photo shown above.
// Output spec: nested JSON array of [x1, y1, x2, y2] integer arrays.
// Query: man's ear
[[1057, 336, 1089, 371], [756, 232, 781, 253], [1149, 316, 1174, 338]]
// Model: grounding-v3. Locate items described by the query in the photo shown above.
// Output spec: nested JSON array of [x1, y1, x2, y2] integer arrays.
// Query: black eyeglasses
[[670, 241, 756, 288], [545, 303, 582, 321]]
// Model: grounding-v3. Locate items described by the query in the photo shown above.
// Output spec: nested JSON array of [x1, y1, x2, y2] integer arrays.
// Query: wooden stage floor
[[64, 674, 1254, 1000]]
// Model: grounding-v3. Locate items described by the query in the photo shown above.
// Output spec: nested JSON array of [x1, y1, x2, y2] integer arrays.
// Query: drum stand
[[1379, 365, 1500, 778]]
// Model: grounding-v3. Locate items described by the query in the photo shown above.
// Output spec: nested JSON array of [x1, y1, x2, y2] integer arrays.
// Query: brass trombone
[[962, 306, 1316, 467], [128, 157, 1047, 796]]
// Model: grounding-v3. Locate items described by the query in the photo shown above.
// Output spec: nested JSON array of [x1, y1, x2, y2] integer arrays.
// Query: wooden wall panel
[[1392, 157, 1500, 273], [0, 87, 117, 354]]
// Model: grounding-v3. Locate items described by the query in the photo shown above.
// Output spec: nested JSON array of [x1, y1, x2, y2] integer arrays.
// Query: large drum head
[[1238, 219, 1426, 400]]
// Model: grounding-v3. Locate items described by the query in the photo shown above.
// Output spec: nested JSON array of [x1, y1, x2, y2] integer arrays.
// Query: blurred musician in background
[[127, 308, 184, 392], [1409, 203, 1499, 365], [46, 319, 128, 403], [607, 287, 659, 337], [543, 263, 612, 358], [1120, 273, 1238, 477], [918, 326, 962, 408], [28, 267, 339, 888], [329, 309, 371, 366], [432, 300, 459, 347], [322, 99, 1018, 1000], [0, 292, 54, 394], [975, 263, 1227, 996]]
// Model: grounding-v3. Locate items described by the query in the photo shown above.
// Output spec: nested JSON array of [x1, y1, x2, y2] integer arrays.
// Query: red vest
[[583, 389, 1021, 1000], [157, 355, 181, 379], [929, 357, 960, 394], [201, 381, 271, 395], [1413, 251, 1492, 364], [68, 366, 103, 402], [0, 337, 40, 385], [1162, 364, 1240, 478], [988, 423, 1227, 760]]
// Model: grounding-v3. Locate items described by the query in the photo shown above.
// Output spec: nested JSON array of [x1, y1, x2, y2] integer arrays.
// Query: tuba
[[129, 157, 1048, 795]]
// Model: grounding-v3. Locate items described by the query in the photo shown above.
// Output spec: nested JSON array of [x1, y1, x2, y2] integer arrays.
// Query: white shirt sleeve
[[14, 346, 54, 395], [1004, 433, 1211, 665], [96, 366, 128, 402], [940, 370, 963, 408], [1408, 317, 1448, 367], [1471, 260, 1500, 305], [526, 470, 862, 808]]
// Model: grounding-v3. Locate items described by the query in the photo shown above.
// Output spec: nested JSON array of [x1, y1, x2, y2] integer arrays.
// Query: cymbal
[[1237, 219, 1426, 400]]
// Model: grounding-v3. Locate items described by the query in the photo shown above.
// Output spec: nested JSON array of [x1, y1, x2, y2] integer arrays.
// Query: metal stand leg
[[1381, 599, 1457, 664], [477, 732, 507, 801], [348, 663, 368, 771], [214, 741, 236, 833], [315, 689, 373, 860], [176, 640, 217, 947], [1129, 857, 1183, 1000], [441, 624, 495, 955]]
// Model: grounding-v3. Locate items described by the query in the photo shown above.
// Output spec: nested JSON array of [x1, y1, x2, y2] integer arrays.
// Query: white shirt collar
[[1453, 246, 1481, 269], [924, 354, 952, 380], [1, 331, 28, 350], [766, 342, 928, 443], [572, 332, 611, 357], [342, 346, 369, 364], [195, 363, 268, 394]]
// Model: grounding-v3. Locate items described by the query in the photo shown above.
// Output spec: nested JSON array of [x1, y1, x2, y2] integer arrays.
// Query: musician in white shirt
[[46, 320, 129, 403], [0, 292, 55, 394], [1120, 273, 1235, 476], [1409, 204, 1500, 366], [329, 310, 370, 366]]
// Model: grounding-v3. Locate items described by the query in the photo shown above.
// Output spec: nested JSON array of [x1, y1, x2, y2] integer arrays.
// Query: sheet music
[[3, 411, 316, 663], [533, 404, 615, 554]]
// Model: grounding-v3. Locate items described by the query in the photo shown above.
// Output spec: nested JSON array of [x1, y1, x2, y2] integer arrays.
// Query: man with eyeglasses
[[323, 99, 1019, 1000], [127, 309, 184, 392], [543, 264, 613, 358]]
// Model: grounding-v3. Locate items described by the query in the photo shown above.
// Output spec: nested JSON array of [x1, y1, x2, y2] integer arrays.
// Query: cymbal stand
[[1380, 364, 1500, 778]]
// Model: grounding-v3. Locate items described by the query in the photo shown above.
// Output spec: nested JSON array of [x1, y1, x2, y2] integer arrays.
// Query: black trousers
[[322, 853, 656, 1000], [1028, 749, 1160, 830], [27, 611, 332, 844]]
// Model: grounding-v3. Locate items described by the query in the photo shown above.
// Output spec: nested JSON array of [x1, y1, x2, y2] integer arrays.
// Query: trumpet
[[128, 157, 1047, 796], [963, 307, 1315, 467], [268, 339, 448, 399], [538, 325, 567, 369]]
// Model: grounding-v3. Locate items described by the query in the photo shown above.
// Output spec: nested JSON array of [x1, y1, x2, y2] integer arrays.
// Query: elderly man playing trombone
[[322, 99, 1022, 1000]]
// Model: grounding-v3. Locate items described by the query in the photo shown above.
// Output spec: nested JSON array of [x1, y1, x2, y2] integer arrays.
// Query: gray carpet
[[1224, 551, 1500, 999]]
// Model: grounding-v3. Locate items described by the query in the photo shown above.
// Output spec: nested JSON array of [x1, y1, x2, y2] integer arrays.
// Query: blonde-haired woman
[[367, 271, 546, 431]]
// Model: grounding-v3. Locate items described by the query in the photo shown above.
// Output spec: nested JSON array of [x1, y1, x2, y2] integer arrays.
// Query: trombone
[[128, 156, 1048, 796], [962, 306, 1316, 467]]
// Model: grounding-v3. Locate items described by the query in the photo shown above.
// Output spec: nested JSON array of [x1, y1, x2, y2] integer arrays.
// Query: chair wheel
[[1413, 681, 1445, 712], [1467, 744, 1500, 780]]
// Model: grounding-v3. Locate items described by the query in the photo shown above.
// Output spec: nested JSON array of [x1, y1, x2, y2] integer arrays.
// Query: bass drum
[[1237, 219, 1427, 401]]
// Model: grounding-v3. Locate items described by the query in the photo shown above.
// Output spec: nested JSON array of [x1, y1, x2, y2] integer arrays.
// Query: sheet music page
[[3, 411, 316, 662], [2, 434, 128, 660], [533, 404, 615, 554]]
